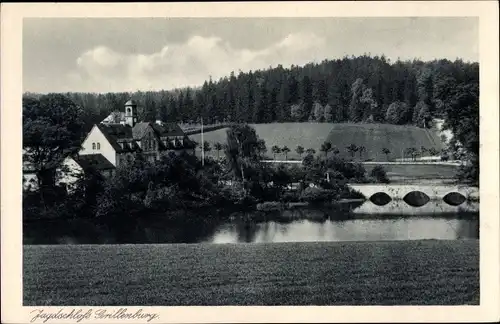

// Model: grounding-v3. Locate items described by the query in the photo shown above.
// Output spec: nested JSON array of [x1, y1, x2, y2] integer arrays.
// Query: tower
[[124, 99, 138, 127]]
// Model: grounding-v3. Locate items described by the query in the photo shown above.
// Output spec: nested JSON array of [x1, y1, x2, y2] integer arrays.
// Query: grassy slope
[[325, 123, 442, 161], [189, 123, 443, 161], [364, 164, 458, 183], [24, 240, 478, 306]]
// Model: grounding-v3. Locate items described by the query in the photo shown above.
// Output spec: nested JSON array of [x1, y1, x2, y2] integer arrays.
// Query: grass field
[[364, 163, 459, 183], [24, 240, 478, 306], [189, 123, 443, 161]]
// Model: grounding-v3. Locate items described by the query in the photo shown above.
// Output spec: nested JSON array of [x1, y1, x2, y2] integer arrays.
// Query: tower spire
[[124, 99, 138, 127]]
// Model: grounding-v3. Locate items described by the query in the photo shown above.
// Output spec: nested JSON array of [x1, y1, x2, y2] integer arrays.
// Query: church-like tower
[[124, 99, 138, 127]]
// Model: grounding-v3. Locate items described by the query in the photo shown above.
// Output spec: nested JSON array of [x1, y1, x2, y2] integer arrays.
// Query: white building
[[23, 99, 195, 192], [80, 99, 195, 167]]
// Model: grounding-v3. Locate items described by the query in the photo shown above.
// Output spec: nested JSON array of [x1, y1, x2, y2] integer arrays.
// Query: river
[[23, 200, 479, 244]]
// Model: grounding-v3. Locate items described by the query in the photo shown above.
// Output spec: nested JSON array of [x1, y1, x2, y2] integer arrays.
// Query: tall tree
[[290, 103, 303, 121], [314, 79, 329, 105], [305, 148, 316, 155], [320, 142, 332, 158], [271, 145, 281, 160], [277, 78, 290, 121], [416, 68, 435, 114], [413, 101, 431, 128], [385, 101, 410, 125], [382, 148, 391, 161], [313, 102, 325, 122], [323, 104, 334, 122], [296, 145, 305, 158], [346, 144, 359, 158], [255, 84, 270, 123], [360, 87, 378, 121], [214, 142, 223, 160], [23, 94, 85, 204], [288, 74, 300, 105], [349, 78, 365, 122], [225, 124, 266, 184], [441, 82, 479, 183], [281, 146, 291, 160], [300, 76, 313, 122]]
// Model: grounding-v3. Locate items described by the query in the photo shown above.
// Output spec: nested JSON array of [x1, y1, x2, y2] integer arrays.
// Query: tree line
[[24, 55, 479, 186], [25, 55, 478, 131], [201, 140, 441, 162]]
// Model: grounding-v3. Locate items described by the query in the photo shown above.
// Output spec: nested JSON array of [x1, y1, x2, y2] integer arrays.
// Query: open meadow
[[189, 123, 443, 161], [24, 240, 479, 306], [363, 163, 459, 183]]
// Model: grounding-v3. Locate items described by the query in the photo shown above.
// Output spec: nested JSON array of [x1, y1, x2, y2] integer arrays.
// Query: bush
[[300, 187, 340, 203], [325, 156, 366, 181], [282, 191, 300, 202], [256, 201, 283, 212], [370, 165, 390, 183], [340, 187, 365, 200], [457, 156, 479, 185]]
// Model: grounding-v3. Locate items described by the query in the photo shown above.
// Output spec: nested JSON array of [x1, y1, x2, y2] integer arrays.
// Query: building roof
[[96, 123, 133, 152], [132, 122, 150, 140], [95, 119, 189, 153], [152, 122, 185, 137], [102, 111, 125, 124], [125, 99, 137, 106], [74, 154, 115, 171]]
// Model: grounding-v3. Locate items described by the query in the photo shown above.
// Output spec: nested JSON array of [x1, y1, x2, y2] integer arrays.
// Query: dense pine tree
[[31, 55, 478, 131]]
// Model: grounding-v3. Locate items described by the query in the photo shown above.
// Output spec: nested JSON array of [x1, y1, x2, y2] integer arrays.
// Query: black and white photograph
[[1, 1, 499, 323]]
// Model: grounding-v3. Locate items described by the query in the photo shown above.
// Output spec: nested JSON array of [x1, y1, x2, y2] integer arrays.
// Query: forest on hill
[[24, 55, 479, 183], [24, 55, 478, 132]]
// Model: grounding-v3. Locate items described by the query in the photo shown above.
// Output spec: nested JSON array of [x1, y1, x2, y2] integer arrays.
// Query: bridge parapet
[[348, 184, 479, 201]]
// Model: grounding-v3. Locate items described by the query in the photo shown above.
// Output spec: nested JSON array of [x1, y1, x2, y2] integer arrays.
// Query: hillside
[[189, 122, 443, 161]]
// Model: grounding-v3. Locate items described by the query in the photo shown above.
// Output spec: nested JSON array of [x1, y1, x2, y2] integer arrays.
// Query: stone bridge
[[348, 183, 479, 201]]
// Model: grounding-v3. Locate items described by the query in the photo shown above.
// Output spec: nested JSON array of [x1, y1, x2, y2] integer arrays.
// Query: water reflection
[[24, 200, 479, 245], [353, 200, 479, 216], [205, 216, 478, 244], [205, 200, 479, 244]]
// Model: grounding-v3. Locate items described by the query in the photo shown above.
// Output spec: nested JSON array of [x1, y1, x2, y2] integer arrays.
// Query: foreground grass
[[24, 240, 478, 306]]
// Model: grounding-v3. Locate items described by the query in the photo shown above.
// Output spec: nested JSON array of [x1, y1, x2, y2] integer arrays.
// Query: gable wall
[[80, 125, 117, 166]]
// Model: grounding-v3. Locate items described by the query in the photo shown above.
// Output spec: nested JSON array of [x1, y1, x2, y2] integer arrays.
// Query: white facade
[[23, 157, 84, 193], [56, 157, 84, 193], [79, 125, 117, 166]]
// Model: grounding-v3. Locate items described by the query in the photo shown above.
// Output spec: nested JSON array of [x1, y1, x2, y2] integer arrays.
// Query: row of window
[[90, 138, 185, 152]]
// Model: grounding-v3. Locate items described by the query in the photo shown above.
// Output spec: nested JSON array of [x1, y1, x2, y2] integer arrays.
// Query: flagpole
[[201, 117, 205, 167]]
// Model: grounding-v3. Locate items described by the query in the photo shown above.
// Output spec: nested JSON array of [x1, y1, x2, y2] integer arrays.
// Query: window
[[92, 143, 96, 150], [97, 143, 100, 150]]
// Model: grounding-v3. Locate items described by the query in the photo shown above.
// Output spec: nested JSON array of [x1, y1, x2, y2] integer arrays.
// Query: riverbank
[[24, 240, 479, 306], [23, 201, 479, 244]]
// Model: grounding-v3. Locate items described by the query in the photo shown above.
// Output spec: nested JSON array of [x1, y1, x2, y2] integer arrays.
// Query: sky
[[23, 17, 478, 93]]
